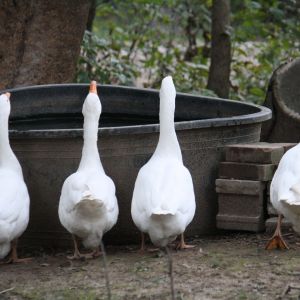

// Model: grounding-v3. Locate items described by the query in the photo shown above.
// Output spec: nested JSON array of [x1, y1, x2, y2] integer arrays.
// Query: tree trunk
[[184, 11, 198, 61], [207, 0, 231, 98], [261, 58, 300, 142], [86, 0, 97, 32], [0, 0, 90, 90]]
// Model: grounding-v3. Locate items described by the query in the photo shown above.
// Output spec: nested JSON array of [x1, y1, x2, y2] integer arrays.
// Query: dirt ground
[[1, 232, 300, 300]]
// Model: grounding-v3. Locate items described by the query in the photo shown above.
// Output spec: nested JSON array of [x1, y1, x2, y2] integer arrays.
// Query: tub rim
[[2, 83, 272, 138]]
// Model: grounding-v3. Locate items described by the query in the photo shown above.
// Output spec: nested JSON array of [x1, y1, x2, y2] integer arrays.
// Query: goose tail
[[75, 196, 106, 220], [151, 209, 175, 219]]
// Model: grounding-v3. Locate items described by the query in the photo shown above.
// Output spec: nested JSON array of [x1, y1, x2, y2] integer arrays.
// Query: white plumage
[[131, 76, 196, 249], [271, 144, 300, 232], [0, 93, 30, 262], [59, 82, 118, 258]]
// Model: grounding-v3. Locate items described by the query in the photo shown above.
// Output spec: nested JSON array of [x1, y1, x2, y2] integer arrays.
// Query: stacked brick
[[216, 142, 296, 232]]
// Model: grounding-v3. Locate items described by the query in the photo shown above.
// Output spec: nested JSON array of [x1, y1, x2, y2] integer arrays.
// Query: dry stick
[[0, 287, 15, 295], [165, 246, 175, 300], [281, 284, 300, 298], [281, 284, 291, 297], [100, 240, 111, 300]]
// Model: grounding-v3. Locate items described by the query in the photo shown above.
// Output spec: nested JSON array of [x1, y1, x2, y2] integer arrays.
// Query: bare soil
[[1, 232, 300, 300]]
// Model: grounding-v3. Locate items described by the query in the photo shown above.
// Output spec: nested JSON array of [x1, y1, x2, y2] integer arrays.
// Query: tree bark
[[261, 58, 300, 142], [0, 0, 90, 90], [86, 0, 97, 32], [184, 10, 198, 61], [207, 0, 231, 98]]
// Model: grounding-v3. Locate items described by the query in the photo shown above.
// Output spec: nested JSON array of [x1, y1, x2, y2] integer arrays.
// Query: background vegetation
[[76, 0, 300, 104]]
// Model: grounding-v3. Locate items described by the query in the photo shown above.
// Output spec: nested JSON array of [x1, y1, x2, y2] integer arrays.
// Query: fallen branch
[[100, 240, 111, 300], [165, 246, 175, 300], [281, 284, 300, 298], [0, 287, 15, 295]]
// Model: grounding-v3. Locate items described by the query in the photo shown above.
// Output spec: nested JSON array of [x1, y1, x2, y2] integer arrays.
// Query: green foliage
[[76, 0, 300, 104], [76, 31, 138, 85], [230, 0, 300, 103], [76, 0, 215, 96]]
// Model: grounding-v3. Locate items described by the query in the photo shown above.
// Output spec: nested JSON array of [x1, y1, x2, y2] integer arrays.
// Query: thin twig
[[281, 284, 291, 297], [289, 285, 300, 290], [100, 240, 111, 300], [281, 284, 300, 298], [0, 287, 15, 295], [287, 271, 300, 276], [165, 246, 175, 300]]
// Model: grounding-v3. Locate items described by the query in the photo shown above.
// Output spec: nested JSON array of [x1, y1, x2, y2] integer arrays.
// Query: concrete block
[[271, 143, 297, 153], [266, 194, 278, 217], [219, 162, 276, 181], [217, 193, 264, 216], [216, 179, 265, 195], [216, 191, 265, 232], [267, 181, 271, 195], [267, 203, 277, 217], [217, 214, 265, 232], [225, 143, 284, 164], [265, 217, 292, 233]]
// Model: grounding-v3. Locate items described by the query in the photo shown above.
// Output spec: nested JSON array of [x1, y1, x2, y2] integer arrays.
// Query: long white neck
[[78, 115, 104, 172], [0, 114, 23, 175], [153, 94, 182, 161]]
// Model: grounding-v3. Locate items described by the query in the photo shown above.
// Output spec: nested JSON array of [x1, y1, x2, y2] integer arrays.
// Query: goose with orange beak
[[131, 76, 196, 251], [58, 81, 119, 259], [0, 92, 31, 263]]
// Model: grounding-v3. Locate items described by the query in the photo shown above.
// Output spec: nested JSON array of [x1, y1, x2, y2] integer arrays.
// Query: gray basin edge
[[3, 84, 272, 138]]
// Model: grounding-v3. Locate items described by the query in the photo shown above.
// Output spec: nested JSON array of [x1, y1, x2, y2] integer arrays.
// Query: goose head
[[0, 93, 11, 118], [159, 76, 176, 116], [82, 81, 102, 119]]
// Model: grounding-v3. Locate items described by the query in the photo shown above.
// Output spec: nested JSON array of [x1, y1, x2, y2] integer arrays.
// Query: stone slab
[[217, 214, 265, 232], [267, 181, 271, 195], [216, 179, 265, 195], [216, 191, 265, 232], [217, 193, 264, 216], [225, 143, 284, 164], [219, 162, 276, 181], [272, 143, 297, 153], [267, 203, 277, 217], [265, 217, 292, 233]]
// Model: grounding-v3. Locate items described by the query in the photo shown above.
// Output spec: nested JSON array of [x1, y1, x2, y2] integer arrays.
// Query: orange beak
[[5, 92, 11, 100], [89, 81, 97, 94]]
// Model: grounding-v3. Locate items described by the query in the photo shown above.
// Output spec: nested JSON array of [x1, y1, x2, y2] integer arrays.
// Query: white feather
[[271, 143, 300, 233], [0, 94, 30, 259], [58, 89, 118, 249], [131, 76, 196, 247]]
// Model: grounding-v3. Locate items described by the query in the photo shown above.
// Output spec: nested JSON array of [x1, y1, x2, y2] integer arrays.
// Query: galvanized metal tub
[[3, 84, 271, 248]]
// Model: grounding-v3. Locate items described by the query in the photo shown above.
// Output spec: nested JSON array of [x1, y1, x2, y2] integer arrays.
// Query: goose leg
[[67, 235, 95, 260], [265, 214, 289, 250], [2, 239, 32, 264], [67, 235, 82, 259], [92, 247, 102, 258], [138, 232, 158, 253], [139, 232, 145, 253], [176, 233, 195, 250]]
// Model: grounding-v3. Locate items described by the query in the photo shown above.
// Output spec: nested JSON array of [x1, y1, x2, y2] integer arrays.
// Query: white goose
[[131, 76, 196, 250], [266, 144, 300, 250], [0, 92, 30, 263], [59, 81, 119, 259]]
